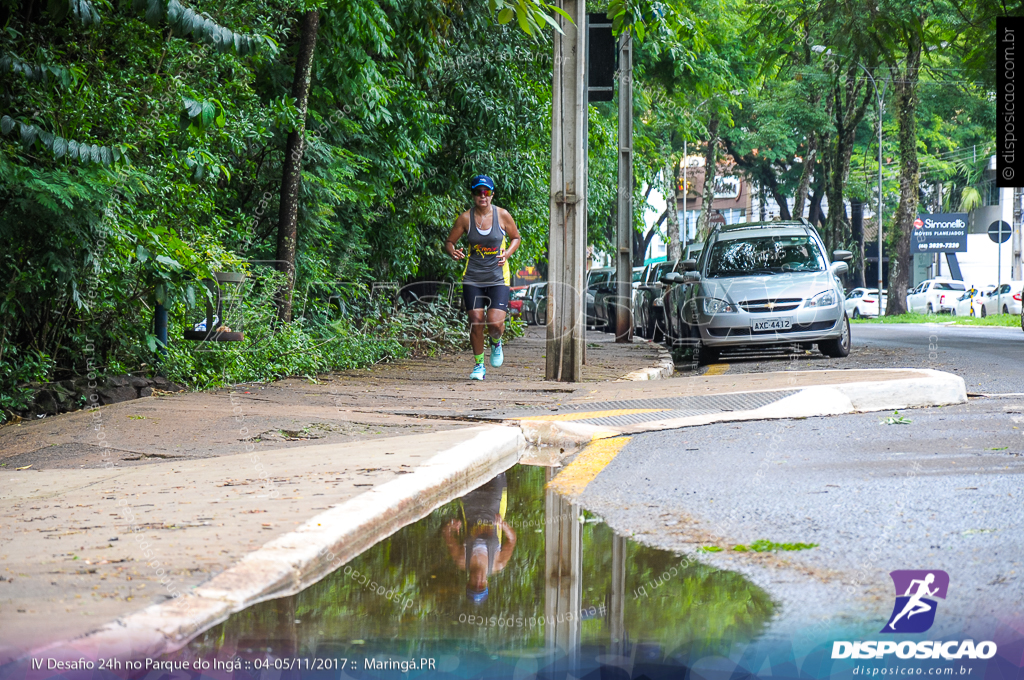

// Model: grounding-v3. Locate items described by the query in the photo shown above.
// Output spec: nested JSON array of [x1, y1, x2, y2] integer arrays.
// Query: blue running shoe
[[470, 363, 486, 380], [490, 340, 504, 368]]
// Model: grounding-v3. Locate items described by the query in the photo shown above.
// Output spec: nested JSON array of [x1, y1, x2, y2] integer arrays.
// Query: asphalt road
[[691, 322, 1024, 395], [581, 397, 1024, 639], [581, 323, 1024, 639]]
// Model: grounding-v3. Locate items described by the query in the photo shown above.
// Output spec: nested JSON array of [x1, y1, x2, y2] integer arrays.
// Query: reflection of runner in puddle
[[442, 473, 517, 604], [888, 573, 938, 630]]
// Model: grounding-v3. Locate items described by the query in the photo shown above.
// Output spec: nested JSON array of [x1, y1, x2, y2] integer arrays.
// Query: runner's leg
[[469, 309, 486, 357], [486, 307, 506, 342]]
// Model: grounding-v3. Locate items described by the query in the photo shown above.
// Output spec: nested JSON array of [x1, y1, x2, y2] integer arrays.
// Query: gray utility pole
[[547, 0, 587, 382], [545, 468, 582, 666], [614, 30, 633, 343], [856, 63, 887, 310], [1014, 187, 1023, 281]]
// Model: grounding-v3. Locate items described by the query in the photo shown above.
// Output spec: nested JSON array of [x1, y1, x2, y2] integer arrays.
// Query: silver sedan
[[666, 222, 852, 365]]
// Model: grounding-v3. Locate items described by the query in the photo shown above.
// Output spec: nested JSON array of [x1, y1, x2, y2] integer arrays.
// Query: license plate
[[752, 317, 792, 332]]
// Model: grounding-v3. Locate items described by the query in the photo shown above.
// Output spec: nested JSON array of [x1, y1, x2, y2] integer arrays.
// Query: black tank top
[[458, 473, 507, 575], [463, 208, 510, 286]]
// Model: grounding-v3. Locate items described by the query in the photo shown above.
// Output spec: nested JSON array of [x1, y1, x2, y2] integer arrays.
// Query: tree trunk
[[764, 170, 792, 220], [632, 224, 659, 266], [664, 158, 682, 262], [792, 134, 817, 219], [822, 68, 873, 253], [275, 9, 321, 323], [808, 175, 825, 226], [884, 28, 923, 316], [695, 116, 720, 242], [850, 198, 866, 287]]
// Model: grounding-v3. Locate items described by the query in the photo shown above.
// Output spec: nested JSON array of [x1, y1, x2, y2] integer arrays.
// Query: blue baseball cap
[[467, 584, 489, 604], [470, 175, 495, 191]]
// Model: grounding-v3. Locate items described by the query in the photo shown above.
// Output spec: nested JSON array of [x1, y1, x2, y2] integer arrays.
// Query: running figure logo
[[881, 570, 949, 633]]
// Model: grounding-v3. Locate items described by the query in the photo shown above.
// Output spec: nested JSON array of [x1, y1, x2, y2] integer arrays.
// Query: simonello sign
[[910, 214, 969, 254]]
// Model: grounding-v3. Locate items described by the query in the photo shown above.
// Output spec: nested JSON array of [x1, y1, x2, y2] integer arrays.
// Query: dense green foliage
[[0, 0, 551, 411]]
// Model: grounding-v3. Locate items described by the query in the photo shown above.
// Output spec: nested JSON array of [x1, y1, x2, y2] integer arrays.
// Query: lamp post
[[858, 64, 889, 314]]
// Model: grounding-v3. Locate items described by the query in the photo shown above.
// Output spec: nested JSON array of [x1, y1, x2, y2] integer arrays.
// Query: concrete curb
[[32, 425, 525, 662], [620, 344, 675, 381], [519, 369, 968, 447]]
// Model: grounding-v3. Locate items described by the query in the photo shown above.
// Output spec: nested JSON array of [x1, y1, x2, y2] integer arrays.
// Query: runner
[[441, 472, 517, 604], [445, 175, 522, 381]]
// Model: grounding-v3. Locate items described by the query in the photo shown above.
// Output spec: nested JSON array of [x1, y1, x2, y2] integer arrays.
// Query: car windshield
[[632, 270, 643, 282], [933, 282, 965, 291], [707, 234, 825, 277]]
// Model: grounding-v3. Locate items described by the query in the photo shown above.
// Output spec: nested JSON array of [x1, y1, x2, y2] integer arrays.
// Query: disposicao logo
[[883, 570, 948, 633], [831, 570, 997, 660]]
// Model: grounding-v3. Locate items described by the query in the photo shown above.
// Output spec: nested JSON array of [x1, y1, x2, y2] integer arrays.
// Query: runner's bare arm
[[492, 516, 517, 572], [497, 208, 521, 265], [445, 214, 468, 260], [442, 519, 465, 568]]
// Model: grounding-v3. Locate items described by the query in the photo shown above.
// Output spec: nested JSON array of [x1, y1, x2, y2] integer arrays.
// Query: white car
[[979, 281, 1024, 317], [952, 288, 984, 317], [906, 279, 967, 314], [844, 288, 887, 318]]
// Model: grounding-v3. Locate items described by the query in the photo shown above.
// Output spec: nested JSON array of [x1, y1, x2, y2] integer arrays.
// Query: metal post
[[1013, 187, 1023, 281], [545, 468, 581, 670], [154, 283, 168, 364], [609, 533, 627, 654], [682, 140, 687, 244], [547, 0, 587, 380], [935, 183, 943, 278], [615, 30, 633, 343], [875, 75, 885, 313]]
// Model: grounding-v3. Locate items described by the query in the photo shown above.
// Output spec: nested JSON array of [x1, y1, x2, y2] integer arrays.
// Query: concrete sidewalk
[[0, 326, 969, 664], [0, 328, 664, 662]]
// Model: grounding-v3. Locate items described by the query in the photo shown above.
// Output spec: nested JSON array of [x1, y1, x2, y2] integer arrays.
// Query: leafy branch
[[489, 0, 573, 37], [0, 116, 124, 166], [135, 0, 278, 55]]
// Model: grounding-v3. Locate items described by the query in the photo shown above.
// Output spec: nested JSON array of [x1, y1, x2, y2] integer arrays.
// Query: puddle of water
[[180, 465, 774, 678]]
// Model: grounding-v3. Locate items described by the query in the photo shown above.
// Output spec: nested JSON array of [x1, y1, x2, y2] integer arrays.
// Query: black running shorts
[[462, 284, 510, 313]]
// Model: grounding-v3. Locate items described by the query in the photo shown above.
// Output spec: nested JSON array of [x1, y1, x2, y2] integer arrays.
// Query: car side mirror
[[683, 271, 701, 283], [833, 250, 854, 261], [829, 261, 849, 276], [660, 272, 683, 284], [681, 259, 698, 272]]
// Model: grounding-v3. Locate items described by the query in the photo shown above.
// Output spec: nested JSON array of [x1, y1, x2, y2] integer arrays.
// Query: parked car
[[979, 281, 1024, 317], [844, 288, 887, 318], [586, 267, 615, 329], [633, 260, 678, 340], [660, 220, 852, 365], [592, 268, 641, 332], [510, 286, 528, 318], [522, 282, 548, 325], [906, 279, 967, 314], [952, 288, 984, 317]]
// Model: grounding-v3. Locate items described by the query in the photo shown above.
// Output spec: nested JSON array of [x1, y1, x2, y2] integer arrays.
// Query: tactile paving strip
[[489, 390, 800, 425]]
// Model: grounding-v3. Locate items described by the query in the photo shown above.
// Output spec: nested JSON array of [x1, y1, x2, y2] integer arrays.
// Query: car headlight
[[702, 298, 736, 315], [805, 290, 838, 308]]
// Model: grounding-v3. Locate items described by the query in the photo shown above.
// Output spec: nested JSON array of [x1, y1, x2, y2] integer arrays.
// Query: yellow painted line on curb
[[705, 363, 730, 376], [546, 436, 631, 497], [520, 408, 666, 422]]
